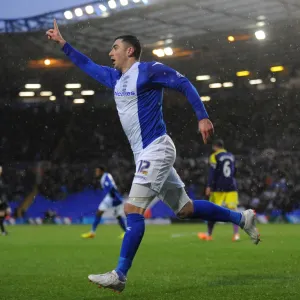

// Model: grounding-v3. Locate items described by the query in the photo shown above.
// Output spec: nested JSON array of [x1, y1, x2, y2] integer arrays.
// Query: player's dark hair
[[96, 165, 106, 172], [213, 139, 224, 148], [114, 35, 142, 60]]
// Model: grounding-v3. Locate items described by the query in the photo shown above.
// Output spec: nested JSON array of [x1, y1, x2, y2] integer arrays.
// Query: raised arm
[[46, 20, 119, 89], [149, 62, 214, 143]]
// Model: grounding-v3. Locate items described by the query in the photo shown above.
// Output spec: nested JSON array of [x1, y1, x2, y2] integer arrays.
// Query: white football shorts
[[98, 194, 123, 214], [128, 134, 189, 213], [132, 134, 184, 192]]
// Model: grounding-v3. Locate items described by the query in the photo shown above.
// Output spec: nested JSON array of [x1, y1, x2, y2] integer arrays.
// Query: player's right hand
[[46, 19, 66, 46]]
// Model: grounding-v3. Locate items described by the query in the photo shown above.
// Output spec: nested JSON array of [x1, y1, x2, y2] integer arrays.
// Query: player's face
[[95, 168, 103, 178], [109, 39, 133, 70]]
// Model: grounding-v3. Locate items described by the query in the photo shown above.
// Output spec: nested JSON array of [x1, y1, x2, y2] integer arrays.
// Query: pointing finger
[[54, 19, 58, 30], [202, 131, 207, 144]]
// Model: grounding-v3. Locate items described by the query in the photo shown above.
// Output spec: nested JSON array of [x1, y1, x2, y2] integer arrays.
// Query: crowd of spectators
[[1, 88, 300, 214]]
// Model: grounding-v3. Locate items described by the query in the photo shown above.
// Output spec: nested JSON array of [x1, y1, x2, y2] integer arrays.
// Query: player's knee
[[124, 202, 145, 216], [176, 201, 194, 219]]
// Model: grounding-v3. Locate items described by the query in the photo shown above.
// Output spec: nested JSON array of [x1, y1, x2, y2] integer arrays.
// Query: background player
[[0, 166, 10, 236], [198, 139, 240, 241], [81, 166, 126, 239], [47, 20, 260, 293]]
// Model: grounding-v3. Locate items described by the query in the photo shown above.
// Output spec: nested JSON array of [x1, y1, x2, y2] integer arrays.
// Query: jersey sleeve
[[209, 154, 217, 168], [100, 174, 114, 196], [62, 43, 119, 89], [148, 62, 209, 120], [207, 154, 216, 188]]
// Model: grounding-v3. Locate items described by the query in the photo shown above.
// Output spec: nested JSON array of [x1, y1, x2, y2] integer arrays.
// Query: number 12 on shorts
[[137, 160, 150, 175]]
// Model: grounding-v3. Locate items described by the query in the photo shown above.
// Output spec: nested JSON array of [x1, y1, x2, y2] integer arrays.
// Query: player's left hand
[[198, 119, 214, 144]]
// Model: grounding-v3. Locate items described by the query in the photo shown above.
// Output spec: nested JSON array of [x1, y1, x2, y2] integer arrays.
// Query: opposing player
[[46, 20, 260, 293], [81, 166, 126, 239], [0, 166, 10, 236], [198, 139, 240, 242], [0, 199, 10, 236]]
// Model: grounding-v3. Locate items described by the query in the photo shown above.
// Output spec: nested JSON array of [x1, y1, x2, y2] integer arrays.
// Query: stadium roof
[[0, 0, 94, 19], [1, 0, 300, 99]]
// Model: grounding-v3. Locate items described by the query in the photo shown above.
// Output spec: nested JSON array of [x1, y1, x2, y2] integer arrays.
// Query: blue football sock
[[92, 215, 102, 232], [193, 200, 242, 225], [115, 213, 145, 277], [116, 216, 127, 232]]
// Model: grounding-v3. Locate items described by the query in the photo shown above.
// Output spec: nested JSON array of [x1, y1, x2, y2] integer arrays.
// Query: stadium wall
[[6, 190, 300, 225]]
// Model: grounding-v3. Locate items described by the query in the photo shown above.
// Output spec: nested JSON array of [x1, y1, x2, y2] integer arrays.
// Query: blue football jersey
[[62, 43, 209, 154], [100, 173, 123, 206]]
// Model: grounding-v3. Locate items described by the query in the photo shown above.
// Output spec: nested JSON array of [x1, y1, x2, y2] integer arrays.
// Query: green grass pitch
[[0, 224, 299, 300]]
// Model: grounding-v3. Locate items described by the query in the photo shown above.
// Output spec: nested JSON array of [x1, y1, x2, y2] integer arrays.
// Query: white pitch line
[[171, 232, 198, 238]]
